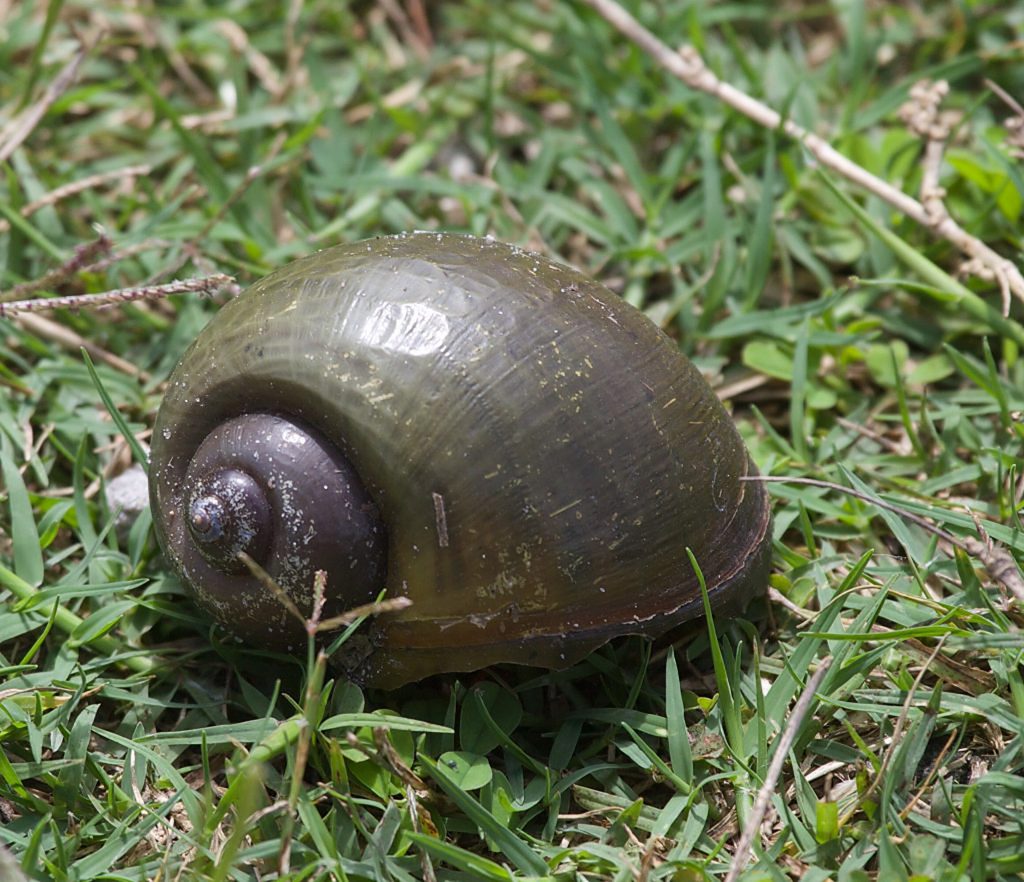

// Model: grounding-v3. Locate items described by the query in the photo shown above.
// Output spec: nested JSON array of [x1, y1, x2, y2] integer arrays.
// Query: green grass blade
[[420, 755, 549, 877], [664, 648, 693, 782], [1, 440, 43, 586], [81, 350, 149, 473], [789, 319, 811, 463], [405, 832, 515, 881]]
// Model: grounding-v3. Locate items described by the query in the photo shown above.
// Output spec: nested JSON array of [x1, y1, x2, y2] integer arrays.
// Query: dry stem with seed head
[[236, 552, 413, 634], [0, 275, 237, 318]]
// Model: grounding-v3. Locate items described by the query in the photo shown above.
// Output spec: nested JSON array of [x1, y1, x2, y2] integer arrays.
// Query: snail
[[150, 233, 772, 688]]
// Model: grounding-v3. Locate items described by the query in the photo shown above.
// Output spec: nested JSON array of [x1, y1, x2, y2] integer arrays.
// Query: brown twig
[[724, 657, 832, 882], [579, 0, 1024, 305], [0, 274, 235, 318]]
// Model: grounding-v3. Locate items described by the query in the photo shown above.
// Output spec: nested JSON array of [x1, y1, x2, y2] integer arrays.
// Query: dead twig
[[580, 0, 1024, 306]]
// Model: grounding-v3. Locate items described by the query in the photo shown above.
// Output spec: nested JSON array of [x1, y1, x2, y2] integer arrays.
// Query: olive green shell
[[150, 233, 771, 688]]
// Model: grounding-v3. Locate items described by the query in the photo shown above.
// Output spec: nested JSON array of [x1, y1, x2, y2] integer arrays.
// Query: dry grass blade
[[0, 38, 93, 164], [0, 165, 152, 234], [724, 658, 833, 882], [14, 313, 151, 380]]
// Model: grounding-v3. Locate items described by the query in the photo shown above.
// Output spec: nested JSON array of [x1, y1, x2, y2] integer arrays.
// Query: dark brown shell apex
[[150, 233, 772, 688]]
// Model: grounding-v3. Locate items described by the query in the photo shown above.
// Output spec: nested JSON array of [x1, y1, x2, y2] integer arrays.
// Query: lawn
[[1, 1, 1023, 879]]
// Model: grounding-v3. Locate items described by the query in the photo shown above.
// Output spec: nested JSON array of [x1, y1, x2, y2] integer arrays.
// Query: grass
[[1, 1, 1023, 879]]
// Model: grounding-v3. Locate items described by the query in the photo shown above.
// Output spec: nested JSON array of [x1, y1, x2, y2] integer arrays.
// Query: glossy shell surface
[[151, 233, 771, 687]]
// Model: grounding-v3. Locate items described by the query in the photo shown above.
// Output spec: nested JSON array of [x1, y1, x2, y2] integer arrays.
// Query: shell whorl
[[157, 412, 386, 648]]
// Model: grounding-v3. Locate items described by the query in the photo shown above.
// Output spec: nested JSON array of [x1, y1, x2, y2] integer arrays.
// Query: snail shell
[[150, 233, 771, 688]]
